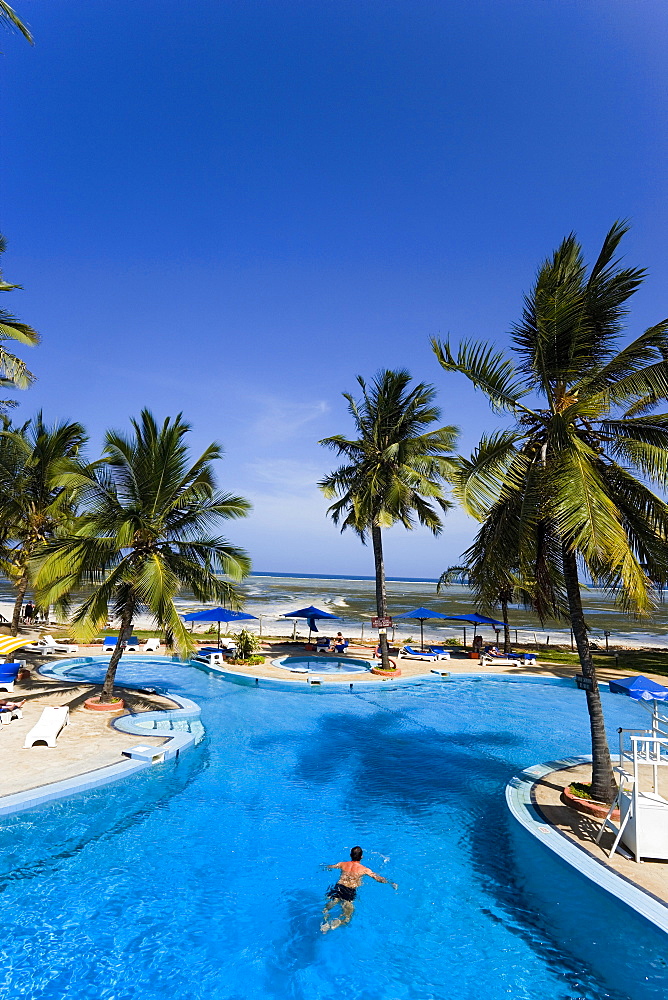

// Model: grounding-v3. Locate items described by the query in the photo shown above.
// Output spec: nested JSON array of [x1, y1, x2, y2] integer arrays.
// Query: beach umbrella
[[393, 607, 449, 651], [281, 605, 340, 644], [609, 675, 668, 732], [182, 608, 258, 649], [442, 612, 506, 650], [0, 634, 31, 659]]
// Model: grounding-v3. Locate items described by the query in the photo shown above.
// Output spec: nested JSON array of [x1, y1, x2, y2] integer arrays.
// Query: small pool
[[272, 654, 372, 674]]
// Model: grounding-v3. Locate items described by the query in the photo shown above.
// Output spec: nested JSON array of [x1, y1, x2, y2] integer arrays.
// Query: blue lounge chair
[[401, 645, 438, 661], [315, 637, 331, 652], [427, 646, 451, 660], [334, 638, 349, 654], [103, 636, 140, 653], [0, 662, 21, 692]]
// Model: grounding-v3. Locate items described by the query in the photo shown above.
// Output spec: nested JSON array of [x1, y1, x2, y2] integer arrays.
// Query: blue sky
[[2, 0, 667, 577]]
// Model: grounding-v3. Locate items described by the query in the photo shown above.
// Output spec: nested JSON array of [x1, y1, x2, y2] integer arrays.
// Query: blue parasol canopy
[[444, 613, 505, 627], [394, 607, 449, 650], [182, 607, 258, 648], [282, 605, 340, 638], [609, 675, 668, 702]]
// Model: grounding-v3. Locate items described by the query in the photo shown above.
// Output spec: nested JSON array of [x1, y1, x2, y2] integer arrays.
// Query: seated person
[[334, 632, 348, 652]]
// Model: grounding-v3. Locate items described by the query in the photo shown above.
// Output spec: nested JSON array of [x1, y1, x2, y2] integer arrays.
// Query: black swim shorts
[[327, 882, 356, 902]]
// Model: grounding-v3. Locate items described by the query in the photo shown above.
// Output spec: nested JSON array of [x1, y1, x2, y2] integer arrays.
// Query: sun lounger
[[479, 653, 523, 667], [0, 704, 22, 724], [22, 634, 79, 655], [199, 643, 237, 656], [23, 705, 69, 748], [103, 637, 139, 653], [427, 646, 451, 660], [315, 637, 331, 652], [192, 651, 226, 666], [142, 637, 161, 653], [0, 663, 21, 692], [401, 645, 439, 661]]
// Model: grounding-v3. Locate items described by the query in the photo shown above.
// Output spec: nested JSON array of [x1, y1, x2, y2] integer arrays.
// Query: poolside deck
[[533, 763, 668, 911], [0, 673, 173, 798]]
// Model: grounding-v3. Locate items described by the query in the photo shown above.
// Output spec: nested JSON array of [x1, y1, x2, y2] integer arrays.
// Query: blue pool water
[[1, 659, 665, 999], [273, 655, 372, 673]]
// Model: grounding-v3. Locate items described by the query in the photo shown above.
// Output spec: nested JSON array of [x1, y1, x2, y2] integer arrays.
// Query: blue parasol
[[182, 607, 258, 648], [442, 612, 506, 650], [609, 675, 668, 701], [282, 605, 340, 643], [609, 675, 668, 733], [394, 607, 449, 651]]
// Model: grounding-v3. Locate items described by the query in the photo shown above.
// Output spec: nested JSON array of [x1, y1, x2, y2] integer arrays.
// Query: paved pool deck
[[0, 671, 174, 798]]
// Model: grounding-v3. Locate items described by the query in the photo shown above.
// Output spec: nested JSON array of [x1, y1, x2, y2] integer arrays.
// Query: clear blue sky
[[2, 0, 667, 577]]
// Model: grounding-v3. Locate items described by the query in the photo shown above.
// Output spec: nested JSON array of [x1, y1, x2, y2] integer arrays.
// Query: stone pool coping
[[506, 757, 668, 936], [0, 657, 202, 817]]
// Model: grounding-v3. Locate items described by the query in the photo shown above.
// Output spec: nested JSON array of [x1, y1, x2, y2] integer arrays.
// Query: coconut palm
[[0, 1, 32, 43], [34, 410, 251, 702], [0, 413, 86, 634], [0, 234, 39, 409], [433, 221, 668, 802], [319, 369, 458, 670]]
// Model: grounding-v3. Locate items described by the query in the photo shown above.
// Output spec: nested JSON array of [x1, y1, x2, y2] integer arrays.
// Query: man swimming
[[321, 846, 397, 933]]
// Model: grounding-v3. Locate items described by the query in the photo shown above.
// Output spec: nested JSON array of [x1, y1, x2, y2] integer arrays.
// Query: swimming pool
[[272, 654, 372, 673], [0, 658, 665, 999]]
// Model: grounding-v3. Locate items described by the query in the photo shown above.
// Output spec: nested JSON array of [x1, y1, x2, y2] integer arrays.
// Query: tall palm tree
[[0, 413, 86, 634], [319, 370, 458, 670], [0, 235, 39, 409], [34, 410, 251, 702], [0, 1, 32, 43], [433, 221, 668, 802]]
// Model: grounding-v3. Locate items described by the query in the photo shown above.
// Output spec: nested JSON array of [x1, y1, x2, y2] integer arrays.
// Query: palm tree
[[34, 410, 251, 702], [0, 235, 39, 409], [319, 370, 458, 670], [0, 1, 32, 43], [433, 221, 668, 803], [0, 413, 86, 634]]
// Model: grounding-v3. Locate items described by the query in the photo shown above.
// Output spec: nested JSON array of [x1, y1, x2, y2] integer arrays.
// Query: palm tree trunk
[[501, 597, 511, 654], [371, 523, 391, 670], [562, 543, 616, 803], [100, 602, 134, 702], [10, 574, 28, 636]]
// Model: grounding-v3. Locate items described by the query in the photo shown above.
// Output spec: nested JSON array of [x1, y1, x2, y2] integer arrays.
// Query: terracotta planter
[[560, 784, 619, 821], [371, 667, 402, 677], [84, 696, 125, 712]]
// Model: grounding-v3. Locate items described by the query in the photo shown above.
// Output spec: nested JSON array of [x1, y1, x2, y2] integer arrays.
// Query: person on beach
[[321, 846, 397, 933]]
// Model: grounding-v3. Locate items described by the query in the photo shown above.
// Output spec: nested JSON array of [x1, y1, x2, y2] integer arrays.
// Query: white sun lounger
[[142, 637, 161, 653], [22, 635, 79, 655], [23, 705, 69, 748]]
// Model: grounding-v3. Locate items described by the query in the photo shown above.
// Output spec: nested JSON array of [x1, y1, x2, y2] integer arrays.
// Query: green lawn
[[533, 646, 668, 678]]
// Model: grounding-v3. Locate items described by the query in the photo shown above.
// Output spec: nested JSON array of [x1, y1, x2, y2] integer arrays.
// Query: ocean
[[5, 571, 668, 649]]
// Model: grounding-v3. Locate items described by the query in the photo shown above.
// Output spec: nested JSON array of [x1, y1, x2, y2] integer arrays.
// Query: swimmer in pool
[[321, 846, 397, 932]]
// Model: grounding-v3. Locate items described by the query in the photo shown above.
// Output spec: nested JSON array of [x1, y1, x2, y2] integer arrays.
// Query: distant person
[[23, 601, 35, 624], [321, 846, 397, 933]]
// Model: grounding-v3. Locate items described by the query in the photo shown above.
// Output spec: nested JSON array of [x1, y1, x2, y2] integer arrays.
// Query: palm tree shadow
[[253, 708, 631, 999]]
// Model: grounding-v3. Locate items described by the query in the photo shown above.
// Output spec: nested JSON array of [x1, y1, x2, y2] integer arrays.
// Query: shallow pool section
[[272, 654, 373, 673], [1, 658, 665, 999]]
